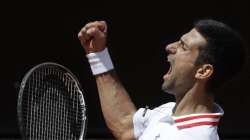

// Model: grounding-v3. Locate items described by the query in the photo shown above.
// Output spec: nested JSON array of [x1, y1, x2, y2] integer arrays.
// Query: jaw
[[162, 74, 175, 95]]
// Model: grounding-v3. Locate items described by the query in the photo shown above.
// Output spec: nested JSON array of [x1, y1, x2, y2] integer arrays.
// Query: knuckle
[[79, 29, 85, 35], [82, 27, 87, 32], [78, 33, 82, 38], [90, 27, 98, 33], [100, 20, 106, 25], [85, 23, 91, 29]]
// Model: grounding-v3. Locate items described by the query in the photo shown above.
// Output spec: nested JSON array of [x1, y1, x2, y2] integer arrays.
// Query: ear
[[195, 64, 214, 80]]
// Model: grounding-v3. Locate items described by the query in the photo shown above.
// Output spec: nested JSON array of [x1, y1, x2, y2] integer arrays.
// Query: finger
[[85, 21, 107, 33], [99, 21, 108, 33], [78, 27, 90, 43], [86, 27, 105, 40], [78, 33, 86, 47]]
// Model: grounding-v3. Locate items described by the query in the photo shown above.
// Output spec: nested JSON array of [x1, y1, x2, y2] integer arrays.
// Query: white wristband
[[86, 48, 114, 75]]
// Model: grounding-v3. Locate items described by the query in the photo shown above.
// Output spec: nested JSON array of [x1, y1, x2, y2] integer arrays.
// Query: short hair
[[194, 19, 247, 92]]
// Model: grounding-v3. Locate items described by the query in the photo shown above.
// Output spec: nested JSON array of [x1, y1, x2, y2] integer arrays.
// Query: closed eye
[[180, 40, 187, 51], [180, 39, 187, 51]]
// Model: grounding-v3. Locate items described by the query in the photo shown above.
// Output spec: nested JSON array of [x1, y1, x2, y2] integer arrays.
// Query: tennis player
[[78, 19, 246, 140]]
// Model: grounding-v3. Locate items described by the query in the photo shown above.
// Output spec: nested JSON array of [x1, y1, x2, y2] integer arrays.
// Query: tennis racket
[[17, 62, 87, 140]]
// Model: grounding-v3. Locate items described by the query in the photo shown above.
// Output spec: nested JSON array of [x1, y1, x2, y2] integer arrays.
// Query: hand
[[78, 21, 108, 54]]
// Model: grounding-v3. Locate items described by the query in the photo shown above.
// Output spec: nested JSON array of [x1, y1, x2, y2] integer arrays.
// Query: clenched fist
[[78, 21, 108, 54]]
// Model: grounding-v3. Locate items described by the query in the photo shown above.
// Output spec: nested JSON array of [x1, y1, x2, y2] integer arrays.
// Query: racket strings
[[22, 66, 85, 140]]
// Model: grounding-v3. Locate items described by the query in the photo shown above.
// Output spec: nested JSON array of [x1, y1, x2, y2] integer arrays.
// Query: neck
[[173, 82, 214, 116]]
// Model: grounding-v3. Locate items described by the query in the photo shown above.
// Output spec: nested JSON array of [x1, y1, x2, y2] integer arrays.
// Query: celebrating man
[[78, 19, 246, 140]]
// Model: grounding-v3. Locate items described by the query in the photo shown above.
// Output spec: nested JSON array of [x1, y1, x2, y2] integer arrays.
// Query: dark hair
[[194, 19, 247, 92]]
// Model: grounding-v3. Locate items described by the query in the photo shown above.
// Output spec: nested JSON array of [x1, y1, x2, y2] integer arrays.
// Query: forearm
[[95, 70, 136, 138]]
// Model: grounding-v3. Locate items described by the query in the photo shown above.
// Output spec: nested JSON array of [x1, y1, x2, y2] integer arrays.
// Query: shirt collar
[[159, 102, 224, 129], [172, 103, 224, 129]]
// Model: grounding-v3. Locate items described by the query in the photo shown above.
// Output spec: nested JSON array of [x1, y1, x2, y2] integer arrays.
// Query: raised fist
[[78, 21, 107, 54]]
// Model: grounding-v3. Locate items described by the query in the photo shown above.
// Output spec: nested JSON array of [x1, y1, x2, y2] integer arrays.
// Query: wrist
[[86, 48, 114, 75]]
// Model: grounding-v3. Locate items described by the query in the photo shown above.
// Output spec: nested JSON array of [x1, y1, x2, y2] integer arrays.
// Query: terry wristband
[[86, 48, 114, 75]]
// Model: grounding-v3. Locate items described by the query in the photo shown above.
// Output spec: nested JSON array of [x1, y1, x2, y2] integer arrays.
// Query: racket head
[[17, 62, 87, 140]]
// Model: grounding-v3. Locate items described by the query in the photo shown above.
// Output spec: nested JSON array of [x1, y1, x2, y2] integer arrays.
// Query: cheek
[[174, 60, 196, 77], [176, 53, 198, 67], [173, 50, 198, 69], [179, 66, 195, 77]]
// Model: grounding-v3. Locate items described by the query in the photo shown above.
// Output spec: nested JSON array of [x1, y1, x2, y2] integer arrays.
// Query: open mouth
[[163, 62, 172, 79], [167, 64, 172, 75]]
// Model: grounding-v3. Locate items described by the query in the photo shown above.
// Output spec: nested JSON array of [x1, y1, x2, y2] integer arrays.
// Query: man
[[78, 19, 246, 140]]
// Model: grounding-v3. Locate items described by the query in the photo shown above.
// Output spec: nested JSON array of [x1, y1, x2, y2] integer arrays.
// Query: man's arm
[[96, 71, 136, 139], [78, 21, 136, 140]]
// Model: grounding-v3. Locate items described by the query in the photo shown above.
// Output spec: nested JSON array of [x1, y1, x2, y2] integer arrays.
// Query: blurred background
[[0, 0, 250, 139]]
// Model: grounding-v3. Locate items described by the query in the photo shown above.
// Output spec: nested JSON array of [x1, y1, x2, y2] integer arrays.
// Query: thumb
[[86, 27, 106, 41]]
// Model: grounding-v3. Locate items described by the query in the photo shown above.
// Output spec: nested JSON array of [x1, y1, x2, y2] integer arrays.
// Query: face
[[162, 28, 207, 96]]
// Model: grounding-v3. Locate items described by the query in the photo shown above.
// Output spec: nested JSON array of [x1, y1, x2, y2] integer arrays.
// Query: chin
[[164, 90, 175, 95], [162, 83, 175, 95]]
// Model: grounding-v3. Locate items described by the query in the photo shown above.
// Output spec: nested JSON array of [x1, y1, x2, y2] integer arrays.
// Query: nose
[[165, 42, 177, 54]]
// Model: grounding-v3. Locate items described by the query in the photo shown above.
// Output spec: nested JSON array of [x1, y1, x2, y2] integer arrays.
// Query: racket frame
[[17, 62, 87, 140]]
